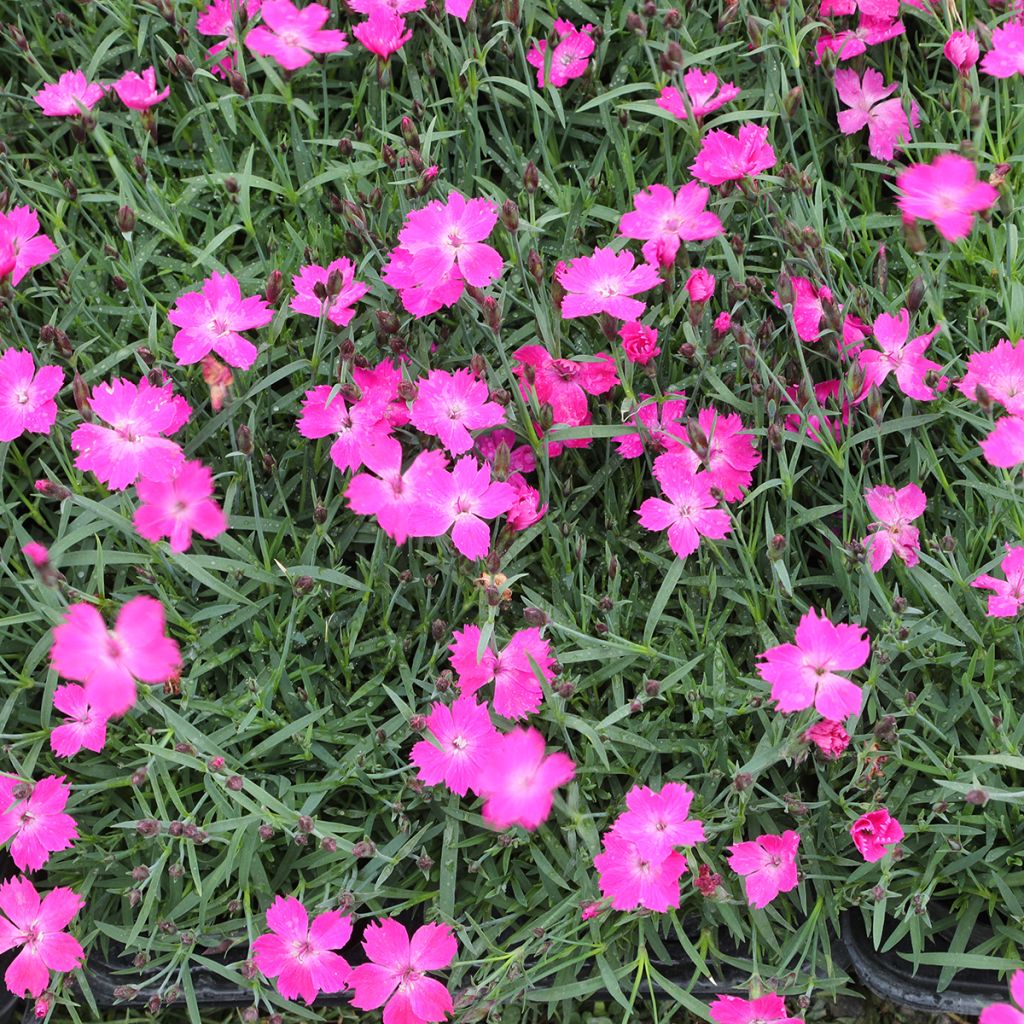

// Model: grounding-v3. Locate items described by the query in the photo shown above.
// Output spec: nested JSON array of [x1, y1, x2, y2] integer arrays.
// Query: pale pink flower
[[251, 895, 352, 1005], [557, 247, 661, 320], [835, 67, 916, 160], [803, 719, 850, 759], [593, 831, 689, 912], [526, 19, 595, 88], [449, 625, 554, 720], [352, 9, 412, 58], [245, 0, 347, 69], [757, 608, 870, 720], [618, 183, 723, 268], [896, 154, 997, 242], [619, 322, 661, 365], [0, 777, 78, 872], [112, 67, 170, 109], [0, 877, 84, 998], [726, 831, 801, 909], [656, 68, 739, 120], [349, 920, 456, 1024], [614, 782, 705, 861], [409, 694, 499, 796], [296, 384, 400, 475], [958, 337, 1024, 415], [134, 460, 228, 553], [478, 728, 575, 830], [613, 393, 688, 459], [945, 31, 979, 74], [289, 259, 368, 326], [981, 23, 1024, 78], [32, 70, 105, 117], [685, 267, 716, 303], [857, 309, 945, 400], [51, 595, 182, 717], [71, 376, 189, 491], [862, 482, 925, 571], [709, 994, 804, 1024], [981, 416, 1024, 468], [971, 544, 1024, 617], [668, 407, 762, 502], [0, 206, 59, 285], [637, 460, 731, 560], [410, 368, 506, 455], [423, 457, 516, 560], [979, 970, 1024, 1024], [512, 345, 619, 425], [382, 246, 466, 317], [505, 475, 547, 531], [850, 807, 904, 862], [0, 349, 63, 442], [49, 685, 109, 758], [690, 124, 776, 185]]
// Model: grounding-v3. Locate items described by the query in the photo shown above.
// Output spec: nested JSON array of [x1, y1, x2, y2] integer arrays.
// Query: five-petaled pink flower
[[556, 247, 661, 320], [410, 368, 507, 456], [971, 545, 1024, 618], [290, 259, 368, 326], [245, 0, 348, 69], [112, 67, 170, 110], [979, 969, 1024, 1024], [51, 595, 182, 717], [656, 69, 739, 120], [618, 183, 723, 267], [670, 408, 762, 500], [614, 782, 705, 862], [834, 68, 917, 161], [613, 393, 688, 459], [197, 0, 263, 76], [134, 459, 228, 553], [251, 895, 352, 1005], [756, 607, 870, 720], [709, 994, 804, 1024], [410, 694, 499, 796], [896, 154, 997, 242], [690, 123, 776, 185], [0, 876, 85, 998], [526, 19, 595, 89], [850, 808, 904, 862], [958, 337, 1024, 415], [49, 685, 110, 759], [726, 831, 801, 909], [862, 482, 925, 572], [980, 416, 1024, 468], [857, 309, 945, 400], [685, 268, 716, 303], [0, 776, 78, 872], [803, 719, 850, 759], [0, 349, 63, 443], [512, 345, 619, 427], [981, 23, 1024, 79], [32, 70, 105, 117], [0, 206, 60, 285], [593, 831, 690, 912], [297, 384, 401, 475], [352, 10, 413, 59]]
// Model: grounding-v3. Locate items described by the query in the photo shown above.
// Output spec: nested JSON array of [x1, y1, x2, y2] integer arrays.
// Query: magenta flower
[[981, 23, 1024, 78], [757, 608, 870, 720], [714, 310, 732, 334], [665, 407, 762, 503], [945, 31, 979, 75], [862, 482, 925, 572], [614, 782, 705, 862], [409, 694, 499, 796], [382, 246, 466, 317], [685, 268, 716, 303], [526, 19, 595, 88], [784, 379, 850, 443], [803, 719, 850, 759], [423, 457, 515, 561], [593, 831, 689, 912], [71, 376, 190, 491], [637, 459, 731, 560], [296, 384, 401, 475], [619, 322, 661, 366], [618, 184, 723, 267], [557, 247, 661, 320], [245, 0, 347, 69], [979, 970, 1024, 1024], [512, 345, 619, 425], [21, 543, 49, 569], [348, 0, 425, 14], [896, 154, 997, 242], [773, 276, 833, 343], [709, 994, 804, 1024], [505, 475, 547, 531], [0, 206, 59, 286], [478, 728, 575, 830], [251, 895, 352, 1005], [0, 876, 84, 998], [197, 0, 262, 76], [49, 685, 109, 759], [51, 595, 182, 717], [112, 67, 170, 110], [971, 545, 1024, 617], [289, 259, 368, 326], [349, 920, 456, 1024], [656, 68, 739, 120], [981, 416, 1024, 468], [835, 68, 916, 161], [410, 368, 507, 456], [850, 808, 904, 862], [32, 70, 105, 117], [0, 349, 63, 443], [690, 124, 776, 186], [958, 337, 1024, 415], [134, 460, 228, 553], [857, 309, 945, 400], [448, 625, 554, 720], [0, 776, 78, 873], [815, 14, 905, 63], [475, 428, 535, 475], [613, 393, 688, 459], [726, 831, 801, 909], [352, 10, 412, 58]]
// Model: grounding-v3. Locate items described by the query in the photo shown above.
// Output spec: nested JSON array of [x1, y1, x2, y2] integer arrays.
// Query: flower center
[[450, 735, 468, 751], [596, 280, 620, 298], [14, 387, 30, 405], [446, 231, 463, 250]]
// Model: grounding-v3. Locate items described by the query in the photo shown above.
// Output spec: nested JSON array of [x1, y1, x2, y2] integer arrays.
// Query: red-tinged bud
[[264, 269, 283, 305], [527, 249, 543, 286], [236, 424, 253, 456], [907, 275, 926, 313], [117, 205, 136, 236], [686, 418, 709, 459], [72, 373, 91, 420], [501, 198, 519, 232], [381, 142, 398, 168], [34, 480, 71, 501], [400, 116, 419, 149], [228, 69, 250, 99], [175, 54, 194, 81], [523, 161, 539, 193]]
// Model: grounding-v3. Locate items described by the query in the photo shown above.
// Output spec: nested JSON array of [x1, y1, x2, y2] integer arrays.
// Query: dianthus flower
[[352, 9, 412, 58], [410, 695, 499, 796], [862, 482, 925, 571], [32, 70, 105, 117], [296, 384, 400, 475], [803, 719, 850, 759], [0, 349, 63, 443], [245, 0, 347, 69], [981, 23, 1024, 78], [814, 14, 905, 64], [784, 379, 850, 443], [423, 457, 515, 560], [850, 808, 904, 862], [979, 970, 1024, 1024], [556, 247, 661, 320], [971, 544, 1024, 617], [857, 309, 945, 400], [726, 831, 801, 909], [637, 458, 731, 560], [289, 259, 368, 326], [382, 247, 465, 317], [945, 31, 979, 75], [690, 124, 776, 185], [958, 338, 1024, 415], [619, 183, 722, 267], [526, 19, 595, 88], [656, 68, 739, 120], [593, 831, 689, 912], [0, 206, 59, 286], [896, 154, 997, 242], [685, 268, 716, 303], [619, 322, 661, 365], [505, 475, 547, 531], [613, 393, 688, 459], [410, 368, 506, 455], [49, 685, 109, 759], [112, 67, 170, 109], [475, 427, 535, 474], [197, 0, 262, 76], [773, 277, 833, 343], [0, 776, 78, 872], [134, 459, 228, 553], [512, 345, 619, 425], [981, 416, 1024, 468], [835, 68, 916, 160], [614, 782, 705, 861], [709, 994, 804, 1024], [668, 407, 762, 502], [347, 0, 424, 14]]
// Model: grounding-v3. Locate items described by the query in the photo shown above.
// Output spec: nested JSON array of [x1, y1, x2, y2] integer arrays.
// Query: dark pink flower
[[512, 345, 619, 425], [593, 831, 689, 912], [636, 459, 731, 560], [134, 460, 228, 553], [971, 544, 1024, 617], [656, 68, 739, 120], [958, 337, 1024, 415], [197, 0, 262, 76], [684, 267, 716, 303], [526, 19, 595, 88], [835, 67, 916, 160], [0, 206, 59, 286], [475, 428, 535, 474], [0, 776, 78, 872], [289, 259, 368, 326], [112, 67, 170, 109], [690, 124, 776, 185], [709, 994, 803, 1024], [352, 9, 412, 58], [245, 0, 347, 69], [981, 23, 1024, 78], [0, 349, 63, 442], [410, 368, 507, 455], [505, 474, 547, 531], [619, 322, 661, 365], [979, 970, 1024, 1024], [803, 719, 850, 758], [32, 71, 105, 117], [409, 694, 498, 796], [49, 685, 109, 758], [857, 308, 945, 400], [862, 482, 925, 571], [348, 0, 424, 14], [726, 831, 801, 909], [945, 31, 979, 74], [614, 782, 705, 861], [557, 247, 661, 320], [850, 808, 904, 862], [422, 457, 515, 560], [773, 277, 832, 343], [669, 407, 761, 502], [613, 393, 688, 459], [784, 379, 850, 442], [896, 154, 997, 242], [382, 246, 466, 317], [296, 384, 401, 475], [619, 183, 722, 267], [21, 543, 49, 569]]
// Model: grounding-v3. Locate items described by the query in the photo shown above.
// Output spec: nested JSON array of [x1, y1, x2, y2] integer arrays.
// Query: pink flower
[[593, 831, 689, 912], [656, 68, 739, 120], [409, 695, 498, 796], [424, 457, 516, 560], [835, 68, 916, 160], [714, 311, 732, 334], [557, 247, 661, 320], [349, 920, 456, 1024], [857, 309, 945, 400], [0, 777, 78, 872], [784, 379, 850, 443], [614, 782, 705, 861], [289, 259, 368, 326], [979, 970, 1024, 1024], [896, 154, 997, 242], [512, 345, 619, 425], [382, 246, 466, 317], [51, 595, 182, 717], [726, 831, 801, 909], [0, 876, 84, 998], [971, 544, 1024, 617], [352, 10, 412, 58], [475, 428, 535, 474], [49, 685, 109, 758], [32, 70, 105, 117], [981, 23, 1024, 78], [478, 728, 575, 830], [814, 14, 905, 63], [773, 277, 832, 343], [757, 608, 869, 720], [684, 267, 716, 303], [449, 625, 554, 720], [803, 719, 850, 759], [526, 19, 595, 88], [134, 460, 228, 553], [348, 0, 424, 15], [71, 376, 190, 491], [637, 459, 731, 560], [958, 337, 1024, 415], [619, 322, 661, 365], [22, 543, 49, 569], [0, 349, 63, 443], [245, 0, 347, 69], [505, 475, 547, 531], [410, 368, 506, 455], [945, 31, 979, 74], [613, 393, 688, 459], [197, 0, 262, 76], [0, 206, 59, 285], [619, 183, 723, 268], [981, 416, 1024, 468], [112, 67, 170, 109], [445, 0, 473, 19], [354, 359, 412, 428], [690, 124, 776, 185], [709, 994, 804, 1024], [168, 271, 274, 370], [862, 482, 925, 571], [667, 407, 761, 502], [296, 384, 401, 475], [251, 895, 352, 1005], [850, 808, 904, 862]]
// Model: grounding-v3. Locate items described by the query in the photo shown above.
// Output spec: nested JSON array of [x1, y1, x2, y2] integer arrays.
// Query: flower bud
[[265, 269, 283, 305], [501, 198, 519, 232], [523, 161, 539, 193]]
